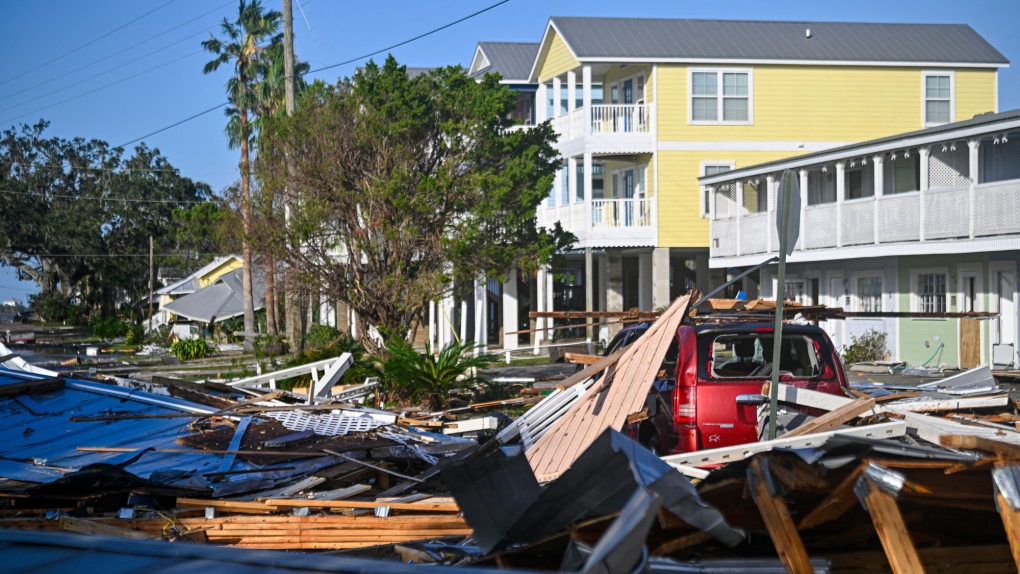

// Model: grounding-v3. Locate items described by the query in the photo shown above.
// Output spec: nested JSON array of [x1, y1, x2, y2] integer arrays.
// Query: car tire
[[647, 434, 663, 457]]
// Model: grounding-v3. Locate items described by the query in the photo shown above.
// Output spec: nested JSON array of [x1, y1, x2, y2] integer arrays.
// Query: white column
[[502, 271, 518, 351], [552, 76, 562, 118], [459, 299, 467, 345], [582, 65, 592, 136], [734, 180, 743, 257], [969, 138, 980, 239], [584, 152, 593, 237], [835, 161, 845, 248], [918, 146, 930, 241], [442, 291, 455, 347], [651, 248, 670, 309], [606, 251, 623, 340], [798, 169, 809, 250], [428, 301, 436, 349], [568, 156, 578, 208], [765, 174, 775, 253], [552, 164, 561, 207], [535, 269, 546, 345], [473, 279, 487, 355], [536, 82, 548, 123], [566, 69, 576, 139], [598, 252, 609, 343], [873, 155, 885, 245]]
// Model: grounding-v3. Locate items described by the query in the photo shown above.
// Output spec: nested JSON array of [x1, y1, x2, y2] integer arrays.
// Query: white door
[[991, 265, 1017, 366]]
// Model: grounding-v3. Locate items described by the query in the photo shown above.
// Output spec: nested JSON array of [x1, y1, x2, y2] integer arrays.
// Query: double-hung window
[[913, 271, 947, 313], [923, 72, 954, 126], [854, 275, 883, 312], [690, 69, 752, 124]]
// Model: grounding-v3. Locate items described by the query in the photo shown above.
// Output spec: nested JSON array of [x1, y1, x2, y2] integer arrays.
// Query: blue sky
[[1, 0, 1018, 304]]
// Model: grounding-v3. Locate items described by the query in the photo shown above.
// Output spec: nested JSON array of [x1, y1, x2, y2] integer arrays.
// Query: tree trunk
[[265, 253, 277, 335], [240, 108, 257, 353]]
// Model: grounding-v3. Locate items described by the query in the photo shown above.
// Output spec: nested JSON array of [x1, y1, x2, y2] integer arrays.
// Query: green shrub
[[27, 291, 88, 324], [306, 324, 343, 350], [170, 338, 212, 361], [90, 316, 128, 340], [124, 323, 145, 346], [842, 329, 889, 364], [381, 338, 496, 411], [285, 327, 377, 386]]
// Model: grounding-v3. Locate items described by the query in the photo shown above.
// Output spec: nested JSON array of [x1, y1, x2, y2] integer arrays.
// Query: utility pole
[[283, 0, 300, 352], [148, 236, 154, 335], [283, 0, 296, 115]]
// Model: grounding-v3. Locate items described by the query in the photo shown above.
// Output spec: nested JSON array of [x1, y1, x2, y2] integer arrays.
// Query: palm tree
[[202, 0, 282, 352]]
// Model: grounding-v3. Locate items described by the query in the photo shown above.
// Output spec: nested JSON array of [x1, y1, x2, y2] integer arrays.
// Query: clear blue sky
[[1, 0, 1018, 304]]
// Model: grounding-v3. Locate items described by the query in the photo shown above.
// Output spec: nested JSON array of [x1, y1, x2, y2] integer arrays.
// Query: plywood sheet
[[960, 319, 980, 369], [525, 293, 692, 482]]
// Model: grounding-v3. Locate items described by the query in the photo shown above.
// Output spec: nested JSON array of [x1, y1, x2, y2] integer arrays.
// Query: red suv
[[630, 322, 848, 455]]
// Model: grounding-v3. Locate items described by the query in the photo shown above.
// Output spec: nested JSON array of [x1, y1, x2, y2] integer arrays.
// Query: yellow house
[[523, 16, 1006, 343]]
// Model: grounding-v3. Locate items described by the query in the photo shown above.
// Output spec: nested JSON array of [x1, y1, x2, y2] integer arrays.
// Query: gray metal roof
[[700, 108, 1020, 184], [470, 42, 540, 82], [549, 17, 1008, 65], [163, 267, 266, 323]]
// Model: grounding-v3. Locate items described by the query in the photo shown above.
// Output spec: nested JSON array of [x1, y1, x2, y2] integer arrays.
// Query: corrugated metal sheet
[[164, 268, 266, 323], [551, 17, 1008, 65], [0, 368, 315, 494], [471, 42, 540, 82]]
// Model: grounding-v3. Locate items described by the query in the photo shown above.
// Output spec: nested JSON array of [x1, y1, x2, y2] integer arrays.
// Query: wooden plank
[[0, 376, 64, 398], [264, 499, 460, 512], [58, 516, 155, 540], [860, 477, 925, 574], [529, 310, 659, 319], [797, 463, 866, 529], [747, 458, 813, 574], [662, 421, 907, 468], [961, 318, 981, 369], [941, 434, 1020, 457], [996, 491, 1020, 572], [555, 348, 627, 390], [783, 397, 876, 438], [650, 531, 712, 556], [564, 352, 602, 365], [176, 498, 279, 513]]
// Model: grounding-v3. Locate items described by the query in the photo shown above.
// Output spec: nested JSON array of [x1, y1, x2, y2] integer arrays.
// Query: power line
[[0, 189, 224, 205], [0, 0, 179, 88], [0, 1, 234, 103], [0, 161, 235, 174], [0, 50, 205, 126], [111, 0, 512, 147]]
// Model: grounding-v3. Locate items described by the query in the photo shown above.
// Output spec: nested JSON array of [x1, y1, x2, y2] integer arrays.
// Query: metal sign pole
[[768, 170, 798, 440]]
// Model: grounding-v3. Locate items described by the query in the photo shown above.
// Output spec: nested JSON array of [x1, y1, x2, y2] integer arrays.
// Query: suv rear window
[[700, 332, 828, 379]]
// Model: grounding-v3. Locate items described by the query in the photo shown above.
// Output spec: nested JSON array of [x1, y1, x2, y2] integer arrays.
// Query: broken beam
[[858, 476, 925, 574], [747, 457, 813, 574], [783, 396, 876, 438]]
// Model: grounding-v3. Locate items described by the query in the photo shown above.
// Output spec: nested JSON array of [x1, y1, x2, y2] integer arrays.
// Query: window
[[704, 333, 826, 379], [701, 163, 734, 216], [690, 69, 752, 124], [885, 151, 920, 194], [923, 72, 954, 126], [854, 275, 883, 312], [846, 163, 874, 200], [914, 272, 947, 313]]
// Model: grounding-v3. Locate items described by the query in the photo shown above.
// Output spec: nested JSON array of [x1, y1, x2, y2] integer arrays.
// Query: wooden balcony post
[[918, 145, 930, 241], [584, 153, 593, 234], [582, 65, 592, 137], [566, 69, 576, 139], [536, 82, 547, 123], [766, 174, 775, 253], [798, 169, 808, 250], [969, 138, 980, 239], [835, 161, 845, 248], [735, 180, 743, 257], [872, 154, 884, 244], [552, 76, 562, 119]]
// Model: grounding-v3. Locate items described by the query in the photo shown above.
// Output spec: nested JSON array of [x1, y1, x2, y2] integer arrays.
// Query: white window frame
[[851, 272, 884, 312], [700, 161, 735, 217], [922, 71, 955, 127], [688, 68, 754, 126], [910, 267, 949, 314]]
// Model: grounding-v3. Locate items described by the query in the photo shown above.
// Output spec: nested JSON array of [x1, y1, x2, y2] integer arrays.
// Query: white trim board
[[660, 141, 851, 152], [578, 56, 1006, 69]]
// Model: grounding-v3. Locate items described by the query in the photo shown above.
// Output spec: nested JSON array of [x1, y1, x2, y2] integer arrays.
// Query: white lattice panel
[[740, 214, 768, 255], [975, 180, 1020, 237], [841, 200, 875, 246], [742, 181, 762, 214], [877, 194, 920, 243], [929, 145, 970, 189], [923, 187, 970, 239], [714, 183, 737, 219], [803, 204, 837, 249], [712, 219, 738, 257], [264, 410, 386, 436]]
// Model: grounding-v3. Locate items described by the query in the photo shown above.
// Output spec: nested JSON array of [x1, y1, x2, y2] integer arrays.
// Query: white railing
[[569, 108, 584, 137], [974, 179, 1020, 237], [550, 114, 570, 136], [506, 124, 534, 132], [877, 193, 920, 243], [713, 218, 738, 257], [841, 198, 875, 246], [803, 203, 838, 249], [590, 104, 651, 134], [924, 186, 970, 239], [591, 198, 652, 228], [740, 213, 768, 255]]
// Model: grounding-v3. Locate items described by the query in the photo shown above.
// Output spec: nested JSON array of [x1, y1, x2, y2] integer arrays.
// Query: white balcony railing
[[711, 176, 1020, 260], [591, 198, 652, 228], [590, 104, 651, 134]]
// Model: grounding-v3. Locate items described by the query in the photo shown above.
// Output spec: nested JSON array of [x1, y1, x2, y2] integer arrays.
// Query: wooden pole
[[148, 235, 154, 335]]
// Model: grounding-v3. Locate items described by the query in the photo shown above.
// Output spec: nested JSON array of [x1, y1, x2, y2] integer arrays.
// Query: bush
[[124, 323, 145, 346], [381, 338, 496, 411], [27, 291, 87, 324], [842, 329, 889, 364], [170, 338, 212, 361], [90, 315, 128, 340], [306, 324, 343, 350]]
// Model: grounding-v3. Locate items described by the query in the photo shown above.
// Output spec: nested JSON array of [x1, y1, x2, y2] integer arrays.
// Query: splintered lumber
[[783, 397, 876, 438], [59, 516, 155, 540], [264, 498, 460, 512], [747, 458, 813, 574], [564, 352, 602, 365], [651, 531, 713, 556], [529, 310, 659, 320], [556, 348, 626, 390], [527, 293, 693, 482], [798, 463, 866, 529], [941, 435, 1020, 458], [859, 477, 925, 574], [177, 498, 280, 514], [996, 490, 1020, 571]]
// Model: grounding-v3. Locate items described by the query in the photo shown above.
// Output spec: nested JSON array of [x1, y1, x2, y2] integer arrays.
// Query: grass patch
[[482, 356, 551, 368]]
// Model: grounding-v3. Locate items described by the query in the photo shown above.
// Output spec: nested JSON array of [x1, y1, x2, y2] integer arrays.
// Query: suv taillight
[[676, 385, 696, 424]]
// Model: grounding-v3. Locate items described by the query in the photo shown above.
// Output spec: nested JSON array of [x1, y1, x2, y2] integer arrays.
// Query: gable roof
[[469, 42, 540, 82], [537, 17, 1007, 72], [163, 267, 266, 323], [155, 255, 240, 297]]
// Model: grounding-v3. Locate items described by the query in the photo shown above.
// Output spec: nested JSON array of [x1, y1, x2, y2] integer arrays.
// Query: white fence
[[591, 198, 651, 227], [590, 104, 651, 134]]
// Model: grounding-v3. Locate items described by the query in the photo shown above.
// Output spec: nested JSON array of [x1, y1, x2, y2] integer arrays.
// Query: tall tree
[[259, 57, 573, 354], [202, 0, 281, 351]]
